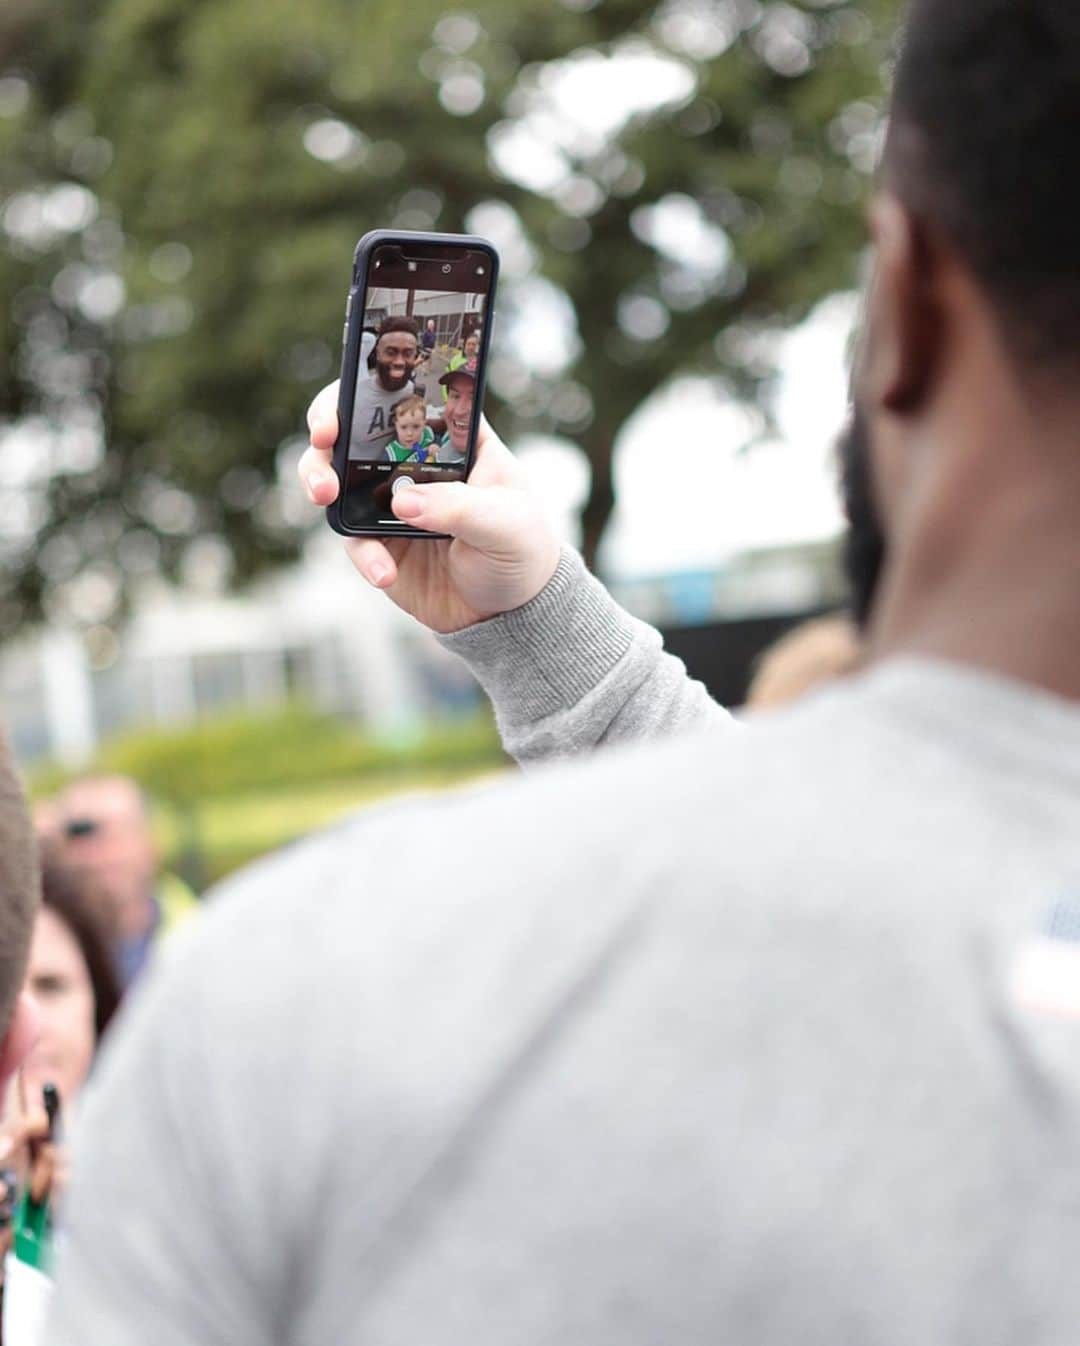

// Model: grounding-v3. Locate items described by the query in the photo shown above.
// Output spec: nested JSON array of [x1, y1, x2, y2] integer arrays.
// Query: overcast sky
[[487, 40, 860, 580]]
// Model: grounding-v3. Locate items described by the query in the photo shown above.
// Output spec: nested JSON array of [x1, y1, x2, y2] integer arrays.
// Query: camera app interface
[[340, 243, 492, 530]]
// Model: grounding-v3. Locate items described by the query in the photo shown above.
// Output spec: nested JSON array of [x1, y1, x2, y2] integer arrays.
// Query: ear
[[0, 993, 40, 1090], [862, 193, 943, 415]]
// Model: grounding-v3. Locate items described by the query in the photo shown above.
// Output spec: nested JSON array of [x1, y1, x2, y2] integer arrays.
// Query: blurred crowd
[[0, 774, 197, 1314]]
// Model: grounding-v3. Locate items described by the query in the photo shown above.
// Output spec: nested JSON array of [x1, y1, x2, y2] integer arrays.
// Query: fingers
[[305, 381, 340, 438], [390, 479, 531, 553], [0, 1104, 49, 1171], [343, 538, 399, 589], [297, 445, 340, 506], [468, 416, 523, 490], [299, 382, 342, 505], [29, 1143, 58, 1206]]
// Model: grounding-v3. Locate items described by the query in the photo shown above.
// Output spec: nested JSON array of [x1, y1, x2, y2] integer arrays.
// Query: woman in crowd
[[19, 861, 121, 1112], [0, 862, 122, 1289], [442, 329, 481, 401]]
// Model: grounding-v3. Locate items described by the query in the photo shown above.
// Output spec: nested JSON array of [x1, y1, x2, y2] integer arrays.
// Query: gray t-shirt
[[45, 553, 1080, 1345], [348, 369, 414, 461]]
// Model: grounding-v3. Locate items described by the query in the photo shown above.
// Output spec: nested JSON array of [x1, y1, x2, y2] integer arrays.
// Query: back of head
[[0, 731, 40, 1032], [888, 0, 1080, 373], [41, 861, 123, 1040]]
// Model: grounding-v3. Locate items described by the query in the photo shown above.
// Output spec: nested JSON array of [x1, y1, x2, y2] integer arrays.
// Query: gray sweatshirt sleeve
[[438, 547, 733, 765]]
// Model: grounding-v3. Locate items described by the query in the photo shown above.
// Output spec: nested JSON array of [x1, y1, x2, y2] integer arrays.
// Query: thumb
[[391, 480, 530, 553]]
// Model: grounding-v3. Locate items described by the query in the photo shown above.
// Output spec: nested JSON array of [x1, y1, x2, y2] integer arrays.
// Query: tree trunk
[[579, 424, 617, 574]]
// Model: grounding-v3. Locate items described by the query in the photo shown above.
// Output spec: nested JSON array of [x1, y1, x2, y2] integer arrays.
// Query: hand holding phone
[[327, 230, 499, 538], [297, 228, 560, 632], [301, 395, 560, 634]]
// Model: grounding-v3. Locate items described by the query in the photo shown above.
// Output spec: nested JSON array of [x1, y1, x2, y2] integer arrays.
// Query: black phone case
[[326, 229, 500, 539]]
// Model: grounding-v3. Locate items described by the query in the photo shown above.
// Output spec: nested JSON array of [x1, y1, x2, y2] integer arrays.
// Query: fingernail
[[393, 490, 423, 518], [368, 563, 390, 587], [0, 1139, 13, 1163], [305, 471, 329, 494]]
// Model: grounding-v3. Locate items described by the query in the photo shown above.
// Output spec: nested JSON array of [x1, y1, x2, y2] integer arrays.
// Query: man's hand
[[298, 382, 561, 634]]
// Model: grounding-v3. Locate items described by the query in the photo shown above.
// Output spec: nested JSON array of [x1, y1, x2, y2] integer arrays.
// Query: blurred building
[[610, 537, 847, 627], [1, 512, 848, 767], [0, 532, 480, 767], [365, 286, 484, 347], [611, 537, 851, 708]]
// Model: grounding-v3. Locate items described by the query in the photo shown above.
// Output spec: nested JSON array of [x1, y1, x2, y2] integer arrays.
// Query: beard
[[838, 404, 887, 631], [376, 359, 413, 393]]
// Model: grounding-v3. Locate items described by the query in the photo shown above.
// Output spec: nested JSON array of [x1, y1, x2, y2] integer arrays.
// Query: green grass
[[31, 702, 506, 802], [31, 702, 511, 889]]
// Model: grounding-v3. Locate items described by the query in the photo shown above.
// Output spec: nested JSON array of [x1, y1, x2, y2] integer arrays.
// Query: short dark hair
[[376, 316, 419, 345], [886, 1, 1080, 371], [40, 862, 122, 1041], [0, 732, 40, 1034]]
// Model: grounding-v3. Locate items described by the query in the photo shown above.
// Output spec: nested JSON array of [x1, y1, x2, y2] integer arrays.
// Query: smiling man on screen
[[348, 316, 422, 462]]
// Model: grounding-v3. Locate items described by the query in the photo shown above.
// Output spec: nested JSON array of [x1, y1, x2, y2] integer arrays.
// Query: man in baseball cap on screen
[[436, 365, 475, 465]]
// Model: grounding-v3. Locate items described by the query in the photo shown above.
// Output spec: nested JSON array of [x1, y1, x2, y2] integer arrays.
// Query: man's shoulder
[[201, 677, 876, 952], [171, 656, 1080, 1027]]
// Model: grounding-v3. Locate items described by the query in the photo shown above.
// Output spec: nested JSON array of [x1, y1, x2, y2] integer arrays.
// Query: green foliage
[[1, 0, 904, 632], [29, 701, 505, 803]]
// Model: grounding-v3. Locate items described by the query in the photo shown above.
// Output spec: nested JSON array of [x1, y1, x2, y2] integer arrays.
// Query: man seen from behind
[[46, 3, 1080, 1342]]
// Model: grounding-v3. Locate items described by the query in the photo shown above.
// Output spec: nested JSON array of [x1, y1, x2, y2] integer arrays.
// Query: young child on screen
[[384, 394, 436, 463]]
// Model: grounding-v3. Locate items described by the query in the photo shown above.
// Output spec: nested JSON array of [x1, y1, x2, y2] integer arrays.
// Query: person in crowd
[[45, 3, 1080, 1342], [348, 316, 421, 460], [421, 318, 437, 357], [49, 776, 196, 989], [434, 365, 475, 464], [359, 325, 378, 374], [455, 331, 481, 373], [441, 330, 481, 403], [383, 393, 437, 464], [0, 862, 122, 1290], [745, 613, 862, 711], [18, 862, 121, 1114]]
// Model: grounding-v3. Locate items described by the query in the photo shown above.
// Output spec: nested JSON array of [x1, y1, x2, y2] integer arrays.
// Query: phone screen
[[338, 241, 494, 532]]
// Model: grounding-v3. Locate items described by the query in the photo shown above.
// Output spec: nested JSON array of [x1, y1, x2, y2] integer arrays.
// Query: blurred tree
[[0, 0, 900, 633]]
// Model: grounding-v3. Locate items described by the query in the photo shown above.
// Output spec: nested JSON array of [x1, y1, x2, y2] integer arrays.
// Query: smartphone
[[326, 229, 500, 537]]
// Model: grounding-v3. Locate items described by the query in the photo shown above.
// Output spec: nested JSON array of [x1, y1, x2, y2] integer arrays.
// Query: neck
[[117, 890, 157, 942], [866, 401, 1080, 701]]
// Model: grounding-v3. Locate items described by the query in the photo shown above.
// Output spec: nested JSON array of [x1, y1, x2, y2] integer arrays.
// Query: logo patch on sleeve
[[1011, 897, 1080, 1019]]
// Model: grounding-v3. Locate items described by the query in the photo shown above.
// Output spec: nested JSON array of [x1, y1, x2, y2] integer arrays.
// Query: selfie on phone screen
[[338, 241, 494, 532]]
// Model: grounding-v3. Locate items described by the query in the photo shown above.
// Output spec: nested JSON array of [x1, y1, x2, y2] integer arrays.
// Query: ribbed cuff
[[438, 547, 638, 722]]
